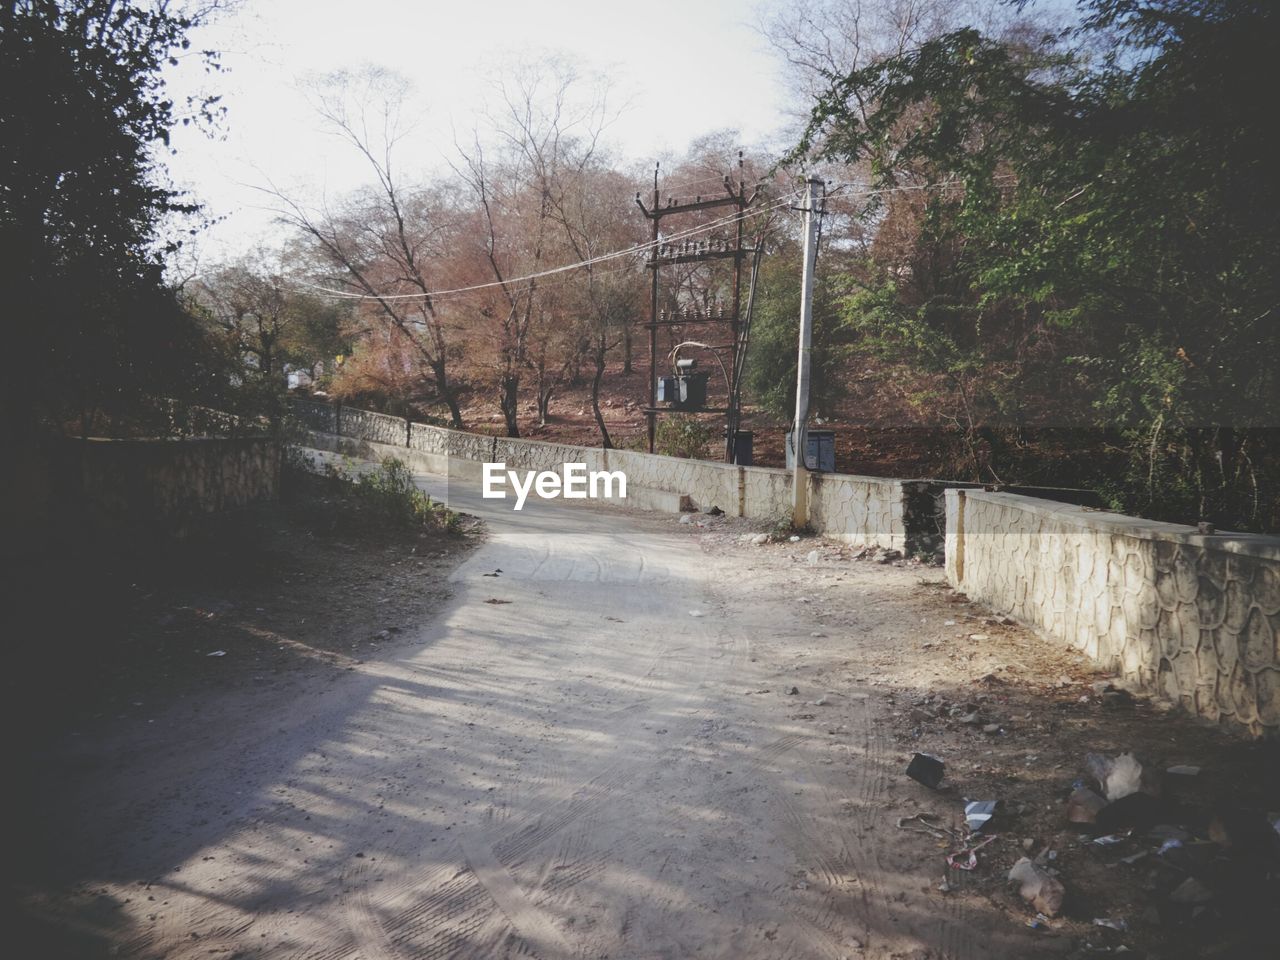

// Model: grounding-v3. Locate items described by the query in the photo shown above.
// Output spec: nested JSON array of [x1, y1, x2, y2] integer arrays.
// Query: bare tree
[[452, 57, 617, 437], [548, 165, 646, 446], [760, 0, 990, 114], [270, 68, 467, 427]]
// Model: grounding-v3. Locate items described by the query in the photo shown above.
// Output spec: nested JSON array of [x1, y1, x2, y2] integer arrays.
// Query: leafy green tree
[[189, 256, 355, 424], [795, 0, 1280, 528], [744, 251, 853, 420], [0, 0, 223, 434]]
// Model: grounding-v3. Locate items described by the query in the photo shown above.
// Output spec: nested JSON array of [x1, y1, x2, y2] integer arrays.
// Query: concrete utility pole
[[791, 176, 822, 528]]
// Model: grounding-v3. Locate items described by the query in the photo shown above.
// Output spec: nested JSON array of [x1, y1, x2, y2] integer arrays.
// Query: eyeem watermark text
[[482, 462, 627, 510]]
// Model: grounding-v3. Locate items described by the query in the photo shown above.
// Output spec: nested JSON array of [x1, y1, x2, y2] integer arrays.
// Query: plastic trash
[[965, 800, 998, 833], [906, 753, 945, 789], [1093, 918, 1128, 931], [1009, 858, 1066, 917]]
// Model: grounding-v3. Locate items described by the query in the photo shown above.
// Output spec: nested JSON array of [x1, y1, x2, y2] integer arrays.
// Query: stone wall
[[340, 406, 409, 447], [74, 437, 279, 534], [292, 399, 337, 433], [811, 473, 904, 551], [945, 489, 1280, 738], [292, 399, 909, 548]]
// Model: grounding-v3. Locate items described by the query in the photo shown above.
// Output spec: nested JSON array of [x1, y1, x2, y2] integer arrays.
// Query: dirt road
[[18, 460, 1254, 959]]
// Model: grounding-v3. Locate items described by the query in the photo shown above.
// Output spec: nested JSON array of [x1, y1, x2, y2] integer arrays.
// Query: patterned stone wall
[[945, 489, 1280, 738], [742, 466, 793, 523], [339, 407, 408, 447], [408, 422, 449, 456], [76, 437, 280, 533], [603, 448, 742, 514], [293, 400, 908, 547], [810, 474, 904, 550], [292, 399, 337, 433]]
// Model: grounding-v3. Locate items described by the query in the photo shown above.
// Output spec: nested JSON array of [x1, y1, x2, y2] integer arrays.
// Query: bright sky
[[166, 0, 793, 262]]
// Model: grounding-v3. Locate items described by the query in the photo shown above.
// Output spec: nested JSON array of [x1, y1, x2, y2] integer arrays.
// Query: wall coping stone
[[952, 488, 1280, 563]]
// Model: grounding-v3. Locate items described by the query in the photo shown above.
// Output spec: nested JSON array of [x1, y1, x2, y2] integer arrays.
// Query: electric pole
[[791, 176, 822, 528]]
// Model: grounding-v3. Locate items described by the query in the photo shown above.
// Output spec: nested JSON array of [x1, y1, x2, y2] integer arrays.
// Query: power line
[[295, 189, 803, 303], [291, 176, 1012, 305]]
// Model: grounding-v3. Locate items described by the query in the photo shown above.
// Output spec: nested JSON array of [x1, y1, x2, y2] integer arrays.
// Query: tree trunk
[[590, 337, 613, 449], [537, 386, 554, 427], [500, 374, 520, 438], [434, 361, 465, 429]]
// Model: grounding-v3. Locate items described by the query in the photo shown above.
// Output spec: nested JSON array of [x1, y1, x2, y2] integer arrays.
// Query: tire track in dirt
[[460, 838, 574, 959], [741, 732, 859, 956], [319, 566, 727, 959], [834, 694, 983, 959]]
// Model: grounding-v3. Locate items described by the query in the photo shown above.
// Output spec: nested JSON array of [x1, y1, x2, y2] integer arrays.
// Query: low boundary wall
[[76, 436, 280, 531], [6, 436, 280, 546], [293, 400, 908, 549], [946, 489, 1280, 738]]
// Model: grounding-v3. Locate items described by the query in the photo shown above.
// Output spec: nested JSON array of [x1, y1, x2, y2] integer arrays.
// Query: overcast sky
[[165, 0, 793, 261]]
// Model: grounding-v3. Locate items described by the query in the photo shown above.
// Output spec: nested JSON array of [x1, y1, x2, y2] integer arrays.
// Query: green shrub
[[655, 415, 716, 459], [287, 451, 461, 533], [353, 457, 460, 532]]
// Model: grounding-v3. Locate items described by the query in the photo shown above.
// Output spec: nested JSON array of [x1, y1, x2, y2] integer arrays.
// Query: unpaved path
[[19, 459, 1241, 959]]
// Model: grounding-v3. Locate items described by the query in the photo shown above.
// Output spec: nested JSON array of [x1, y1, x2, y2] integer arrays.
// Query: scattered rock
[[1208, 807, 1280, 860], [1096, 791, 1164, 832], [1169, 877, 1214, 905], [705, 505, 724, 516], [788, 686, 800, 696], [969, 633, 990, 641], [750, 533, 769, 545], [1067, 785, 1108, 825], [877, 549, 903, 564], [806, 549, 820, 564], [1008, 858, 1066, 917], [1086, 751, 1156, 801], [1093, 917, 1128, 932], [679, 514, 693, 525], [982, 723, 1001, 734]]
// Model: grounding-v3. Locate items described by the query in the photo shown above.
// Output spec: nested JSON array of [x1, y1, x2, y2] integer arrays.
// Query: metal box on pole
[[785, 428, 835, 472]]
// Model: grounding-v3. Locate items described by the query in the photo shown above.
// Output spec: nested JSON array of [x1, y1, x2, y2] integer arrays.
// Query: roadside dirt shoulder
[[686, 514, 1278, 959]]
